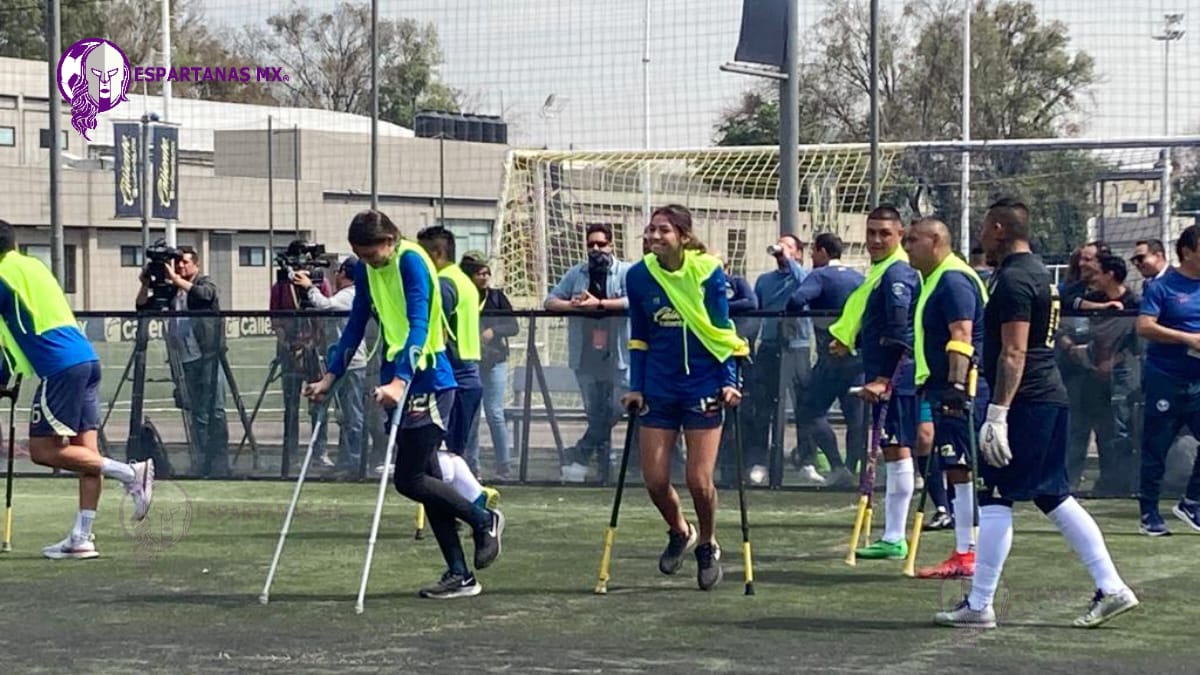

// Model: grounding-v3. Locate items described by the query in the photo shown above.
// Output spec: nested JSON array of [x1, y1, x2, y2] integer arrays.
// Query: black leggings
[[392, 424, 488, 572]]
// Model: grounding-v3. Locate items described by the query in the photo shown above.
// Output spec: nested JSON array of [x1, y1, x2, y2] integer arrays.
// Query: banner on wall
[[112, 122, 142, 219], [151, 125, 179, 220]]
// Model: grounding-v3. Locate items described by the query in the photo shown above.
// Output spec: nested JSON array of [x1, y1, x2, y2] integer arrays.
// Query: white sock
[[100, 458, 135, 484], [883, 458, 914, 543], [73, 509, 96, 539], [952, 482, 976, 554], [968, 505, 1014, 611], [1045, 497, 1127, 595], [436, 451, 482, 503]]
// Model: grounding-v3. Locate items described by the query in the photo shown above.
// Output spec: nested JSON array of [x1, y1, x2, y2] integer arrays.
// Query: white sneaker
[[749, 465, 768, 486], [43, 533, 99, 560], [313, 453, 335, 468], [561, 462, 589, 483], [1073, 588, 1140, 628], [127, 459, 154, 522], [934, 598, 996, 628], [797, 464, 827, 486]]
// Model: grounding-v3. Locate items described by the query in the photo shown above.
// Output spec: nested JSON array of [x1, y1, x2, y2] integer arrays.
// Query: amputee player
[[305, 210, 503, 600], [1135, 224, 1200, 536], [622, 204, 746, 591], [0, 219, 152, 559], [935, 200, 1139, 628], [829, 206, 921, 561], [904, 218, 988, 578]]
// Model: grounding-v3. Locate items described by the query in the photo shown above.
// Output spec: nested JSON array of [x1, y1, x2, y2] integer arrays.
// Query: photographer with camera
[[292, 256, 366, 475], [270, 239, 333, 473], [136, 244, 229, 478]]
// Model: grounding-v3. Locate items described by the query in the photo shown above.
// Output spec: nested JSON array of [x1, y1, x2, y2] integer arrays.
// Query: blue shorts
[[30, 360, 101, 438], [640, 394, 725, 431], [980, 403, 1070, 503], [931, 407, 981, 469], [875, 394, 917, 449]]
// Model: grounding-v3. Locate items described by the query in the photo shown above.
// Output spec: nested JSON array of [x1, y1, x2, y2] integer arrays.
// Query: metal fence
[[6, 306, 1191, 499]]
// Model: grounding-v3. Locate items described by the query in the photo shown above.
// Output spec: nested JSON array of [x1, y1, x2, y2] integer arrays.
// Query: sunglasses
[[587, 240, 610, 249], [1130, 255, 1147, 264]]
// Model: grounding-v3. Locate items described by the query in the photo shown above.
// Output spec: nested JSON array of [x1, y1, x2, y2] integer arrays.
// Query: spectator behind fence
[[270, 239, 334, 473], [1131, 239, 1169, 284], [787, 232, 865, 487], [462, 252, 520, 479], [1134, 224, 1200, 537], [293, 256, 367, 476], [971, 245, 993, 283], [1066, 254, 1140, 496], [710, 250, 759, 348], [747, 234, 813, 486], [136, 246, 229, 478], [545, 224, 632, 483], [1056, 240, 1108, 490]]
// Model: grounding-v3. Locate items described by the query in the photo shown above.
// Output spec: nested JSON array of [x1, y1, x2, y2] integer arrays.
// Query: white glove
[[979, 404, 1012, 468]]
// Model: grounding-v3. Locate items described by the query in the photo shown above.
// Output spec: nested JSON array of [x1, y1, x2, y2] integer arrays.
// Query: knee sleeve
[[1034, 494, 1068, 515]]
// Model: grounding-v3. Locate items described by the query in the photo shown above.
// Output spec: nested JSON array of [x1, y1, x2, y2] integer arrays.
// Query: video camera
[[140, 238, 184, 311], [277, 240, 331, 307]]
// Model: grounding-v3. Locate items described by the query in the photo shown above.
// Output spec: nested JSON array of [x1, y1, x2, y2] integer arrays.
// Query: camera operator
[[135, 246, 230, 478], [270, 239, 333, 473], [291, 256, 366, 475]]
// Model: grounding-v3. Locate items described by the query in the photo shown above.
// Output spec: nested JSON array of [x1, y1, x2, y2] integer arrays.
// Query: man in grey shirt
[[294, 256, 367, 475]]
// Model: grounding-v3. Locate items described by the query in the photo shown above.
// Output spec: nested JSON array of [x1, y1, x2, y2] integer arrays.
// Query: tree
[[0, 0, 275, 105], [712, 0, 1101, 254], [248, 1, 459, 128]]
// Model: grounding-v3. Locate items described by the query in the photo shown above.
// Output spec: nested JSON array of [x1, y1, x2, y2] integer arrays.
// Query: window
[[0, 126, 13, 147], [1149, 201, 1162, 217], [19, 244, 76, 293], [435, 218, 493, 256], [38, 128, 68, 150], [1120, 202, 1139, 214], [239, 246, 266, 267], [120, 245, 143, 267]]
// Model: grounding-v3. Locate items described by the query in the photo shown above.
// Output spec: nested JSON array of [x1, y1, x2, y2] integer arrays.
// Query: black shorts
[[874, 393, 918, 448], [979, 403, 1070, 503], [398, 390, 456, 431], [930, 399, 985, 469]]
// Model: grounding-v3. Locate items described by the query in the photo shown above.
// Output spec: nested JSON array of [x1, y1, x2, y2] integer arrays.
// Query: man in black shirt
[[935, 199, 1138, 630], [1070, 255, 1140, 495]]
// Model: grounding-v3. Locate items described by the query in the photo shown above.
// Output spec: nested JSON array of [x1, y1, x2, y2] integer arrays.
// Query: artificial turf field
[[1, 480, 1198, 674]]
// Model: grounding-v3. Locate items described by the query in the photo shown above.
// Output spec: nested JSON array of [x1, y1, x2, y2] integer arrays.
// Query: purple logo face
[[57, 38, 132, 141]]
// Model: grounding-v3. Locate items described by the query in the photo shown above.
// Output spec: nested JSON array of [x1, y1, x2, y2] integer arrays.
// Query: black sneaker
[[696, 542, 723, 591], [418, 570, 482, 599], [923, 509, 954, 531], [659, 522, 697, 575], [473, 508, 505, 570]]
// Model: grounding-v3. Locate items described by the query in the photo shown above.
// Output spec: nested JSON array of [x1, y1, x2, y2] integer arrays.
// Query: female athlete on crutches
[[304, 210, 503, 602], [618, 204, 748, 591]]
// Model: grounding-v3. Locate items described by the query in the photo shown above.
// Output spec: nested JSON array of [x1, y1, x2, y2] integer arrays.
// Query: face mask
[[588, 250, 612, 269]]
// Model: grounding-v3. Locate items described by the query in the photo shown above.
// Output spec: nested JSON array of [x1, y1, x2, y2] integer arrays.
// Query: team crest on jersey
[[891, 282, 907, 299], [653, 306, 683, 328], [1157, 399, 1171, 413]]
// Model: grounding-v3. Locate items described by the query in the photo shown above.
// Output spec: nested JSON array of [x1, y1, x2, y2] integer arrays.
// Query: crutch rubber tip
[[744, 582, 755, 596], [258, 594, 269, 605], [593, 582, 608, 595], [0, 543, 10, 553], [354, 604, 364, 615], [414, 529, 424, 541]]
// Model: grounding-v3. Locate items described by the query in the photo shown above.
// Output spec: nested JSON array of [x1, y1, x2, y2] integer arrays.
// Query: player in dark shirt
[[1136, 224, 1200, 536], [935, 199, 1138, 630]]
